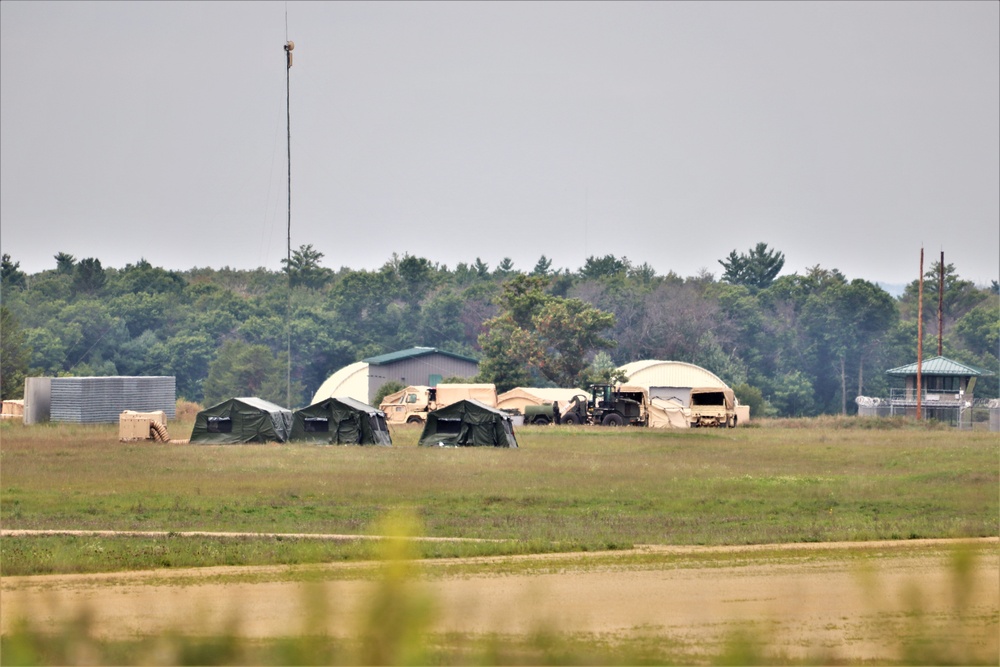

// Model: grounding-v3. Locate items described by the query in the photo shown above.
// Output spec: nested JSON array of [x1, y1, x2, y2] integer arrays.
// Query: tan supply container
[[1, 399, 24, 419], [119, 410, 169, 441]]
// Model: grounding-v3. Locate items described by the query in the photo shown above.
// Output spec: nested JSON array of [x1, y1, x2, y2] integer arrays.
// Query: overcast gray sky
[[2, 1, 998, 286]]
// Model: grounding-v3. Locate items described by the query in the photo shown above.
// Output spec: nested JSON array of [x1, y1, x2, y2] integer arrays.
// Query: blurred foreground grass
[[2, 514, 997, 666]]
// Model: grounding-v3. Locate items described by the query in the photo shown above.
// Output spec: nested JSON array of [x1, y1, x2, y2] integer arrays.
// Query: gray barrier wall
[[24, 376, 176, 424]]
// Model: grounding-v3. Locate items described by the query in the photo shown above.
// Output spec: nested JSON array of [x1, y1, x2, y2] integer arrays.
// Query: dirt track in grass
[[2, 536, 997, 662]]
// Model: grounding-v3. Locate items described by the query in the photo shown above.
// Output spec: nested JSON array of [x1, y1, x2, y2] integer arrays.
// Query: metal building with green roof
[[311, 347, 481, 406]]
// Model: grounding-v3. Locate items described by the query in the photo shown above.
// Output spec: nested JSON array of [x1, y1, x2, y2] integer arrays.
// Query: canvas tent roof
[[496, 387, 588, 412], [190, 397, 292, 444], [418, 399, 518, 448], [291, 396, 391, 445]]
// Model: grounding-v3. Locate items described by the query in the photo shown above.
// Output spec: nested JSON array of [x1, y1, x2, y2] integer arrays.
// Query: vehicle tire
[[602, 413, 625, 427], [532, 416, 551, 425], [406, 416, 424, 425], [562, 414, 580, 425]]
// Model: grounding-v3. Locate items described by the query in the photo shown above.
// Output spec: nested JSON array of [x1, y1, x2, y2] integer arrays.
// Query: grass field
[[2, 418, 998, 665], [1, 417, 996, 575]]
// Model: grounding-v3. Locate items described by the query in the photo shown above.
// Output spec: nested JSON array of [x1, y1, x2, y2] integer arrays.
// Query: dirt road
[[2, 537, 997, 662]]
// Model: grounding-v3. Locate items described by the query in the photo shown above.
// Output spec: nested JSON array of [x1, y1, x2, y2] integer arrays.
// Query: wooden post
[[917, 248, 923, 421], [938, 251, 944, 357]]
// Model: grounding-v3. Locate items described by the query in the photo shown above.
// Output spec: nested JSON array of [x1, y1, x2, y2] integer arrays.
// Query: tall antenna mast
[[284, 16, 294, 408]]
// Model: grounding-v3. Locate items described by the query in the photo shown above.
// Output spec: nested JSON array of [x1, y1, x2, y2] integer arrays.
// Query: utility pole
[[284, 34, 294, 409], [938, 251, 944, 357], [917, 248, 923, 421]]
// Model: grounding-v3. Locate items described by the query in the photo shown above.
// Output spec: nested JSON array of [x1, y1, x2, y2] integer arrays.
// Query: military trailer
[[523, 402, 562, 425]]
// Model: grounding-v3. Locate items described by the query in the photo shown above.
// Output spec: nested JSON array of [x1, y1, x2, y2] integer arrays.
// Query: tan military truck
[[687, 386, 738, 428], [379, 383, 498, 425]]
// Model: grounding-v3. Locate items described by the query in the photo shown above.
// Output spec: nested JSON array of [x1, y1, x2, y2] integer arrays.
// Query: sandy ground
[[2, 536, 997, 662]]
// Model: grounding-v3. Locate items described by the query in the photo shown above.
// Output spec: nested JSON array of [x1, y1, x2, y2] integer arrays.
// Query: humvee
[[379, 383, 497, 425]]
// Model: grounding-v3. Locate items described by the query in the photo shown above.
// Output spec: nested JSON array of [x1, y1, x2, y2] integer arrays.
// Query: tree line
[[1, 244, 996, 417]]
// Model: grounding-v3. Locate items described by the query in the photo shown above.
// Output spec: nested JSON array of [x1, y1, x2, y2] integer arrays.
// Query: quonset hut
[[618, 360, 748, 425], [312, 347, 481, 405]]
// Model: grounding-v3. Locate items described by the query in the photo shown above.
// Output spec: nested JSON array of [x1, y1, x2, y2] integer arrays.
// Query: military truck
[[687, 386, 738, 428], [559, 384, 649, 426], [379, 383, 497, 425]]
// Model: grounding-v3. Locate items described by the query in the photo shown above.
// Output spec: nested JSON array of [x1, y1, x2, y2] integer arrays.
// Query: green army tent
[[290, 396, 392, 445], [190, 397, 292, 444], [418, 399, 518, 448]]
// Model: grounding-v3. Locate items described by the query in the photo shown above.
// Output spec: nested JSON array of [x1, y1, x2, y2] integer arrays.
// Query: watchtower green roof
[[885, 356, 995, 378], [363, 347, 479, 366]]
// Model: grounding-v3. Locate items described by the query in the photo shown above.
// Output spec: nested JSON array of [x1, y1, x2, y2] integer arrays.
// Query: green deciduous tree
[[532, 298, 616, 386], [953, 301, 999, 358], [476, 317, 535, 392], [109, 259, 186, 296], [373, 380, 405, 407], [156, 333, 216, 402], [478, 275, 616, 390], [802, 278, 897, 413], [202, 340, 294, 407], [418, 291, 466, 350], [731, 382, 775, 419], [0, 307, 30, 398], [24, 327, 67, 374], [770, 370, 816, 417]]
